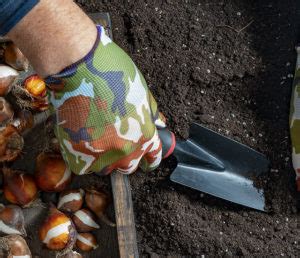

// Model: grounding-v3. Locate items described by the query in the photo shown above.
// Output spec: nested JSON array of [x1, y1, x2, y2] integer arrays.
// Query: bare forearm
[[7, 0, 97, 77]]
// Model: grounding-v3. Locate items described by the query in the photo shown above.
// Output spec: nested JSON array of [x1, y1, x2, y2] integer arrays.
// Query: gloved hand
[[46, 25, 166, 175]]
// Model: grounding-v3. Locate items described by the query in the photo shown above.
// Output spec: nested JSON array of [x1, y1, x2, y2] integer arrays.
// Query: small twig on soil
[[217, 20, 254, 34]]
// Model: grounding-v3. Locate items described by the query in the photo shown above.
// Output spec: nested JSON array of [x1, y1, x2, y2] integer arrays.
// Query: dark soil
[[76, 0, 300, 257]]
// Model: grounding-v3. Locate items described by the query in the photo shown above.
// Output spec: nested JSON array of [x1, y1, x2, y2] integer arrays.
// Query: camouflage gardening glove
[[46, 25, 166, 175], [290, 45, 300, 191]]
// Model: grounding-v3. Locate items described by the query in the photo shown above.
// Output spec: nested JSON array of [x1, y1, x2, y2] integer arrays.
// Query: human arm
[[6, 0, 97, 77]]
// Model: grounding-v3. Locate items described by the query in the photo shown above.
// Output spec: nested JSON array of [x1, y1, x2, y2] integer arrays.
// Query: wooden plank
[[111, 172, 139, 258]]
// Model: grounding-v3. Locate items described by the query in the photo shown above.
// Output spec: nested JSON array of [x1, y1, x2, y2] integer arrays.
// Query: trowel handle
[[158, 128, 176, 159]]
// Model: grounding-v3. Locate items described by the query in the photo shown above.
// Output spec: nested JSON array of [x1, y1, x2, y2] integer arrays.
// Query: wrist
[[7, 0, 97, 77]]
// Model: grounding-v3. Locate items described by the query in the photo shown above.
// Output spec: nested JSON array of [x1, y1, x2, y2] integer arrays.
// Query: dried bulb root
[[0, 235, 32, 257], [0, 125, 24, 163], [50, 137, 61, 153], [0, 97, 14, 126], [12, 83, 49, 112], [57, 250, 82, 258]]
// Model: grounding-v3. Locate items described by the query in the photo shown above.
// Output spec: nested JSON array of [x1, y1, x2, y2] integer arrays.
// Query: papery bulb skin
[[57, 189, 84, 213], [73, 209, 100, 232], [0, 235, 32, 257], [4, 42, 29, 71], [35, 153, 72, 192], [0, 65, 18, 96], [0, 125, 24, 163], [85, 189, 115, 227], [0, 204, 26, 236], [0, 97, 14, 126], [76, 232, 98, 252], [3, 169, 38, 207], [39, 206, 75, 251]]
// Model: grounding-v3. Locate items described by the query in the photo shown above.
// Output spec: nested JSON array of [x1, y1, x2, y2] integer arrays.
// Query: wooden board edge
[[95, 12, 139, 258]]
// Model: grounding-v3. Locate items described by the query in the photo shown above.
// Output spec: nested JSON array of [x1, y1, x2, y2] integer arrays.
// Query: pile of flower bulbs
[[0, 40, 49, 164], [0, 41, 114, 257], [1, 162, 114, 256], [0, 42, 49, 111]]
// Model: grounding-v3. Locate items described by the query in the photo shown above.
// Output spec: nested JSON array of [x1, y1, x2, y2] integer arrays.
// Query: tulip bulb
[[12, 75, 48, 112], [39, 206, 76, 251], [0, 235, 32, 258], [24, 74, 46, 98], [0, 97, 14, 126], [3, 168, 38, 207], [73, 209, 100, 232], [4, 42, 29, 71], [0, 204, 26, 236], [85, 189, 115, 227], [35, 153, 72, 192], [76, 233, 98, 252], [0, 125, 24, 162], [0, 65, 18, 96], [58, 189, 84, 213]]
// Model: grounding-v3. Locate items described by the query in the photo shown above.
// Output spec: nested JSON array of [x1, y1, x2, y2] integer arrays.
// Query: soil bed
[[76, 0, 300, 256]]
